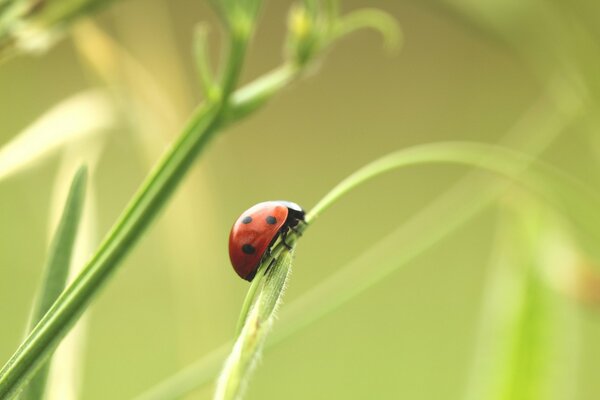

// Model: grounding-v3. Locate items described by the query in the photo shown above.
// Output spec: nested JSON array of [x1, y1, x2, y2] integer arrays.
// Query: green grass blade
[[20, 166, 87, 400], [27, 166, 88, 331], [215, 249, 294, 400]]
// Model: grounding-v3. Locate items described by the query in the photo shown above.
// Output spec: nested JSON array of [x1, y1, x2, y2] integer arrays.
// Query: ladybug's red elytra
[[229, 201, 305, 281]]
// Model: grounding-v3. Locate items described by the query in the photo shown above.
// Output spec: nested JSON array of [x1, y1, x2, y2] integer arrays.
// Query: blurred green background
[[1, 1, 599, 399]]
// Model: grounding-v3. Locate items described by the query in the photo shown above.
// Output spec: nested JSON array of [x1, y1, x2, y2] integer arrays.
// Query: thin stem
[[306, 141, 599, 225], [0, 100, 222, 399], [0, 8, 256, 395], [194, 23, 218, 101], [226, 64, 299, 123]]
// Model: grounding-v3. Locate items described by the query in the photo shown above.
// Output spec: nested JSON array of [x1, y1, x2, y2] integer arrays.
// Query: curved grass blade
[[306, 142, 600, 260], [0, 90, 114, 182], [20, 166, 87, 400]]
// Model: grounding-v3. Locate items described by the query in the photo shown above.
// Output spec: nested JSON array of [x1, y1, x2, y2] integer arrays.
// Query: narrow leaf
[[215, 249, 294, 400], [20, 166, 88, 400]]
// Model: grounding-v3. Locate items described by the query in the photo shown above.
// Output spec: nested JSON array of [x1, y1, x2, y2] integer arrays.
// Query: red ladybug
[[229, 201, 305, 281]]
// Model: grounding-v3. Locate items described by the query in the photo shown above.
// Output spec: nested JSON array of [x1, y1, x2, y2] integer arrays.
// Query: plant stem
[[0, 100, 221, 399], [305, 142, 599, 226], [0, 14, 253, 398]]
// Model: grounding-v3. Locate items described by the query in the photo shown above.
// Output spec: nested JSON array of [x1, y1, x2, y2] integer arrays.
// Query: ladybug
[[229, 201, 305, 281]]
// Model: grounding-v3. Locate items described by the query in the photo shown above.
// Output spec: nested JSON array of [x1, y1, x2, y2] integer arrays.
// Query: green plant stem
[[194, 23, 218, 101], [306, 141, 600, 262], [226, 63, 299, 122], [0, 20, 252, 399], [306, 142, 599, 226], [0, 101, 220, 400]]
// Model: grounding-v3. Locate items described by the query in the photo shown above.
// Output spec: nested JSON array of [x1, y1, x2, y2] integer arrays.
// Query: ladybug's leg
[[289, 225, 303, 236], [280, 229, 293, 250]]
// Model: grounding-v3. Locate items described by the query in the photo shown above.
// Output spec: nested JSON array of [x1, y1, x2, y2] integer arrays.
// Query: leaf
[[215, 249, 294, 400], [21, 166, 88, 400]]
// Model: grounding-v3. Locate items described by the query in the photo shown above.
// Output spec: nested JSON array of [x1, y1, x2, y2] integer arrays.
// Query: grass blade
[[215, 250, 294, 400], [20, 166, 87, 400]]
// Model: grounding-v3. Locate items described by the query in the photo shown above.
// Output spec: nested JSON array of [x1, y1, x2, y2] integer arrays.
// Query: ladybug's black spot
[[266, 216, 277, 225], [242, 244, 256, 254], [242, 216, 252, 224]]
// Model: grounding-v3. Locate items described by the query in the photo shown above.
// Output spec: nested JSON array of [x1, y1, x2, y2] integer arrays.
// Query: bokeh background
[[1, 1, 599, 399]]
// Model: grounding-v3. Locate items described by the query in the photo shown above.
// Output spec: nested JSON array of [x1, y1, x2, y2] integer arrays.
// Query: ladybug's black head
[[274, 200, 305, 225]]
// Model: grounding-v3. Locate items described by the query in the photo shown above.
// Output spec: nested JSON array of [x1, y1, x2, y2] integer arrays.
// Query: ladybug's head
[[274, 200, 305, 223]]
